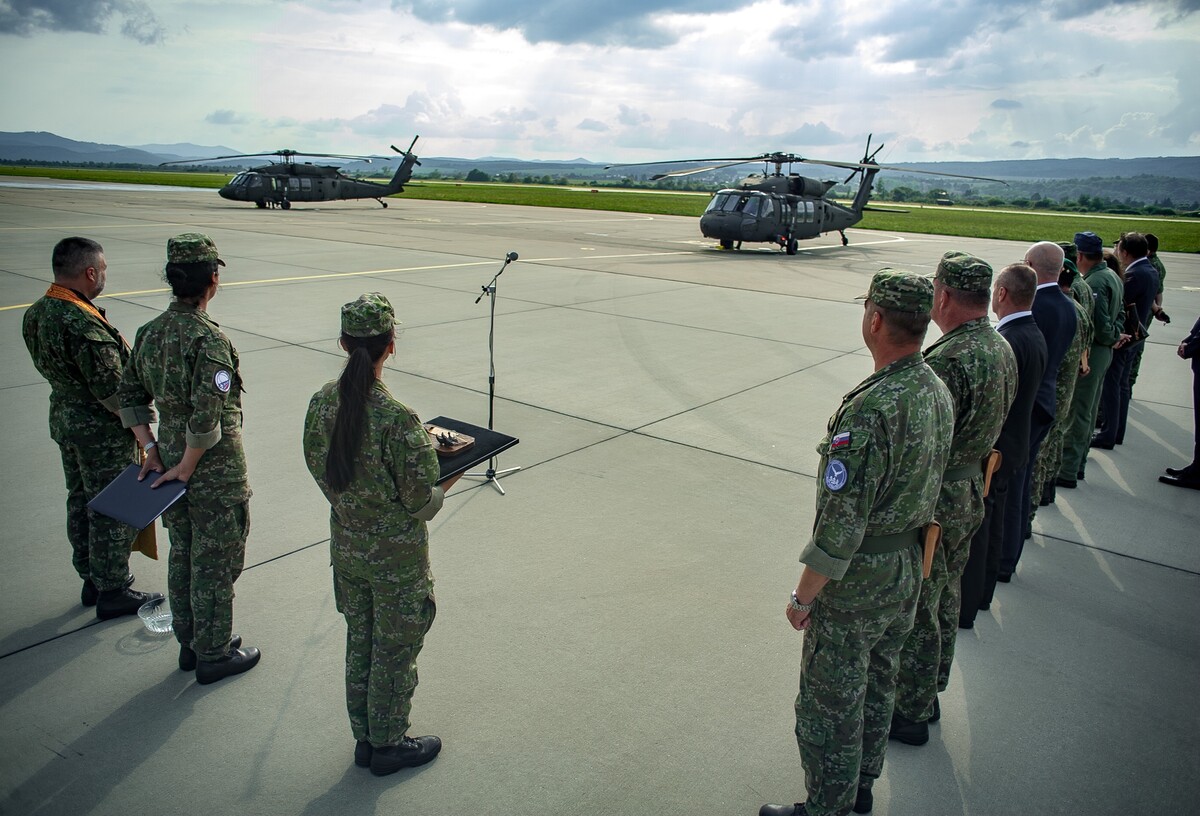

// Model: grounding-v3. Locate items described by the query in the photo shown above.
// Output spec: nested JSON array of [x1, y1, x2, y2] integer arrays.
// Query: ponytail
[[325, 331, 393, 491]]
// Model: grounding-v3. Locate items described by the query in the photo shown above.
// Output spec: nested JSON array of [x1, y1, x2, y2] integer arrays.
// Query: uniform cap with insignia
[[1057, 241, 1078, 264], [934, 250, 992, 293], [341, 292, 396, 338], [167, 233, 225, 266], [857, 268, 934, 314], [1074, 231, 1103, 254]]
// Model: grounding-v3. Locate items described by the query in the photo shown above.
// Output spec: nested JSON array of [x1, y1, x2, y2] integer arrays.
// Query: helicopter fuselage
[[218, 163, 400, 209], [700, 183, 862, 253]]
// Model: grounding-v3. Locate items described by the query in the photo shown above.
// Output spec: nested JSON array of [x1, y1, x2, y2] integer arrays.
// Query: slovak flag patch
[[831, 431, 851, 451]]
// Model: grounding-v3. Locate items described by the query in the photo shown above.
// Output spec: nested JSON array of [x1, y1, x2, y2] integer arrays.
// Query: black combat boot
[[854, 781, 874, 813], [96, 586, 163, 620], [179, 635, 242, 671], [369, 735, 442, 776], [889, 711, 929, 745], [82, 572, 134, 607], [195, 646, 261, 685], [759, 804, 808, 816], [354, 740, 373, 768]]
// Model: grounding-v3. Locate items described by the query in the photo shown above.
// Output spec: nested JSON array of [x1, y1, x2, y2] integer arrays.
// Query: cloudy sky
[[1, 0, 1198, 163]]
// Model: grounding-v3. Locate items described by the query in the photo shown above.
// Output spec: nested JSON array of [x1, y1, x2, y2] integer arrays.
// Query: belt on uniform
[[857, 528, 922, 554], [943, 463, 982, 481]]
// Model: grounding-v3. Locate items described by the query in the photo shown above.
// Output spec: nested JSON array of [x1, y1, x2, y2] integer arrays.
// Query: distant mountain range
[[2, 130, 1197, 182]]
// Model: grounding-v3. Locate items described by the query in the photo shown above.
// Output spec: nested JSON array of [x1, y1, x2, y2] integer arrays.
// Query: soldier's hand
[[1114, 334, 1131, 349], [786, 605, 811, 631], [138, 450, 165, 482], [151, 464, 192, 489]]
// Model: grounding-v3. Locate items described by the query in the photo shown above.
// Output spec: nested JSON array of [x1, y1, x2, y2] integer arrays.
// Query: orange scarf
[[45, 283, 109, 324]]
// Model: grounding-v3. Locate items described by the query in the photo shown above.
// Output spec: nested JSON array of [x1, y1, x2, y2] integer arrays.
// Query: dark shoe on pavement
[[760, 804, 807, 816], [1159, 474, 1200, 491], [355, 740, 373, 768], [195, 646, 261, 685], [370, 735, 442, 776], [958, 618, 974, 630], [1090, 435, 1114, 450], [930, 697, 941, 723], [96, 587, 163, 620], [1165, 464, 1197, 478], [179, 635, 242, 671], [82, 572, 134, 607], [854, 784, 874, 814], [997, 572, 1012, 583], [889, 712, 929, 746], [1055, 476, 1077, 489], [1077, 471, 1085, 481]]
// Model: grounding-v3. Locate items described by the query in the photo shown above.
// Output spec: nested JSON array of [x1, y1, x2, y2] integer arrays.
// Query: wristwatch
[[144, 441, 158, 452], [789, 590, 814, 614]]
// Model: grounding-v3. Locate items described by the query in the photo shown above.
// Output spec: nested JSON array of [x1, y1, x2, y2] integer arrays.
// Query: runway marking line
[[0, 251, 694, 311]]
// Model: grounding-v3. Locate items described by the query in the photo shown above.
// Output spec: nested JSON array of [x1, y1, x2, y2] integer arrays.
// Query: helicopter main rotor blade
[[604, 155, 770, 170], [649, 159, 764, 180]]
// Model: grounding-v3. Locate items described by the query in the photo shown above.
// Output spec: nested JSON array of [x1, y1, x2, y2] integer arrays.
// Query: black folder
[[426, 416, 519, 484], [87, 464, 188, 530]]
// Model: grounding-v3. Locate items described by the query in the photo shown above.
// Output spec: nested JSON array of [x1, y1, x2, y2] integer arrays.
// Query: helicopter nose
[[218, 186, 234, 200]]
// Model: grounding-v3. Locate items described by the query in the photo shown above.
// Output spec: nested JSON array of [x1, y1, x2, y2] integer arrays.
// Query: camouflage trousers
[[58, 432, 138, 590], [795, 592, 918, 816], [894, 510, 980, 721], [333, 567, 436, 747], [164, 498, 248, 661], [1032, 379, 1081, 516]]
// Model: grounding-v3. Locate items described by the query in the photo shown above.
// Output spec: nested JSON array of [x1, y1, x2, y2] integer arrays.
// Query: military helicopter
[[610, 136, 1000, 253], [160, 137, 421, 209]]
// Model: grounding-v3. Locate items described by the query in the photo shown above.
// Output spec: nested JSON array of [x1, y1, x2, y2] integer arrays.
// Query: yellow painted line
[[0, 251, 694, 311]]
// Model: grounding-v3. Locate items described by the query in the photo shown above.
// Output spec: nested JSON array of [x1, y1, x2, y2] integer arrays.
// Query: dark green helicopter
[[160, 137, 421, 209], [610, 136, 1000, 253]]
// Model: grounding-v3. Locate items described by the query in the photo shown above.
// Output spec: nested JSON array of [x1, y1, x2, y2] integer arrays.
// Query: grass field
[[4, 166, 1197, 252]]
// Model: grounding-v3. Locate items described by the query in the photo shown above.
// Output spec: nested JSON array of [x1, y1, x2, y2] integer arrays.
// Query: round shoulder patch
[[213, 369, 232, 393], [824, 459, 849, 492]]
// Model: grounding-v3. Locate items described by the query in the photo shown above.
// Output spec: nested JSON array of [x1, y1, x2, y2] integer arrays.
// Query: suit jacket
[[996, 315, 1048, 478], [1185, 316, 1200, 374], [1031, 284, 1078, 422]]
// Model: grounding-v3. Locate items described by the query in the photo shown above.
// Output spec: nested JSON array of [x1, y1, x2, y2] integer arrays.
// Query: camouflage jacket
[[1069, 274, 1094, 346], [1084, 263, 1123, 348], [302, 380, 441, 592], [118, 302, 250, 508], [801, 352, 954, 593], [1150, 255, 1166, 296], [23, 286, 131, 445]]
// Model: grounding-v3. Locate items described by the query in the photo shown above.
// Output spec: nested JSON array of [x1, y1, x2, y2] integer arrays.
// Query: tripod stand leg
[[464, 459, 522, 495]]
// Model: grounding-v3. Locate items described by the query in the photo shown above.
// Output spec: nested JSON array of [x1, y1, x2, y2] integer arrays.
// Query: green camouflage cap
[[341, 292, 396, 338], [1057, 241, 1078, 263], [934, 250, 992, 293], [858, 268, 934, 313], [167, 232, 225, 266]]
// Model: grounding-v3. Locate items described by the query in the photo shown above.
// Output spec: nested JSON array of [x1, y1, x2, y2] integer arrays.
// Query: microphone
[[505, 251, 518, 263]]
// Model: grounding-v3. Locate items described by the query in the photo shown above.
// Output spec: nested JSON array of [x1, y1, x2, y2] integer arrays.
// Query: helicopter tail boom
[[386, 136, 421, 193]]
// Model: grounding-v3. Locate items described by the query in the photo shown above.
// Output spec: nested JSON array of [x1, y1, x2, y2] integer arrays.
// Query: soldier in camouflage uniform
[[1031, 265, 1093, 509], [761, 271, 954, 816], [302, 293, 462, 776], [22, 237, 163, 618], [889, 253, 1017, 748], [1129, 233, 1169, 387], [119, 233, 259, 685], [1058, 232, 1123, 485]]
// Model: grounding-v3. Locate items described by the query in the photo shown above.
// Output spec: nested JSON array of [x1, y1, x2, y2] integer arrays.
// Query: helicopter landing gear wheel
[[839, 230, 848, 246], [786, 237, 798, 255], [719, 238, 734, 250], [281, 199, 291, 210], [255, 199, 266, 209], [375, 198, 387, 208]]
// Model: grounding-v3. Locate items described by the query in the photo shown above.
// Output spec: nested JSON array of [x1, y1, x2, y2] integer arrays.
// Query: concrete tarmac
[[1, 185, 1197, 816]]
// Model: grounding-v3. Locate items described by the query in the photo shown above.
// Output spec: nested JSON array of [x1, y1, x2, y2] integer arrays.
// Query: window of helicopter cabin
[[800, 201, 814, 222], [230, 174, 249, 188], [288, 177, 301, 191], [246, 175, 262, 189], [705, 193, 736, 213], [300, 178, 312, 191], [741, 196, 762, 216]]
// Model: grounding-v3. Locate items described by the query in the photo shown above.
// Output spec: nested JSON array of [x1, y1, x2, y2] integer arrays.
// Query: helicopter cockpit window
[[230, 173, 248, 188], [246, 175, 262, 189], [741, 196, 762, 217], [705, 193, 737, 213]]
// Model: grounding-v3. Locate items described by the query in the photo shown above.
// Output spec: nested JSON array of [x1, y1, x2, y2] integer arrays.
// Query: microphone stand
[[464, 252, 522, 494]]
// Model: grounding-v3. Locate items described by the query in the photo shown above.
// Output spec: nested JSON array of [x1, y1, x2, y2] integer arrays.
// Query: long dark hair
[[325, 330, 394, 492]]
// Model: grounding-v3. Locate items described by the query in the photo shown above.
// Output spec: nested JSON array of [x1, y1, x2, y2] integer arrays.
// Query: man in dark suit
[[1094, 232, 1159, 448], [1002, 242, 1076, 579], [960, 263, 1047, 626], [1160, 315, 1200, 490]]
